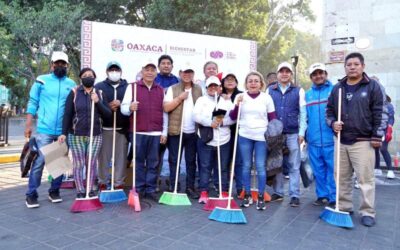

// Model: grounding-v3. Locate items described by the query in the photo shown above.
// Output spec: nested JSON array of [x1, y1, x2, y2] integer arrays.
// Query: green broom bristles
[[159, 191, 191, 206], [209, 207, 247, 224], [320, 207, 353, 228]]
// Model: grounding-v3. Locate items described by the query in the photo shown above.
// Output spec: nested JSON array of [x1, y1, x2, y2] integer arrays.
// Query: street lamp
[[291, 55, 299, 85]]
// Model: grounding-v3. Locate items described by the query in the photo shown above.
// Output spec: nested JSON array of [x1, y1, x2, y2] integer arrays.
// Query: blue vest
[[268, 83, 300, 134]]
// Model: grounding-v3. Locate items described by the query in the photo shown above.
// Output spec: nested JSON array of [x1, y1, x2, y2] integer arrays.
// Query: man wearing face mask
[[96, 61, 130, 191], [24, 51, 76, 208]]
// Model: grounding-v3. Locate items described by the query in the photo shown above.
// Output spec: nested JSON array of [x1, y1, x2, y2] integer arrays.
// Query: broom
[[159, 92, 191, 206], [320, 88, 353, 228], [60, 171, 75, 189], [239, 169, 271, 202], [71, 89, 103, 213], [100, 87, 127, 203], [209, 101, 247, 224], [204, 126, 238, 211], [127, 82, 141, 212]]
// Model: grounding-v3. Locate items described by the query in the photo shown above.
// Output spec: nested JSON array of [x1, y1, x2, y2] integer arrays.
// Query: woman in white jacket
[[193, 76, 234, 204], [230, 71, 276, 210]]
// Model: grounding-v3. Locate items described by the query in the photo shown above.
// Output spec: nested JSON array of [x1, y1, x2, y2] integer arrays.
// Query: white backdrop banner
[[81, 20, 257, 87]]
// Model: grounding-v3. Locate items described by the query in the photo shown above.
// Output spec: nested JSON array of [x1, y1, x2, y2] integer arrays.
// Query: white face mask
[[108, 71, 121, 82]]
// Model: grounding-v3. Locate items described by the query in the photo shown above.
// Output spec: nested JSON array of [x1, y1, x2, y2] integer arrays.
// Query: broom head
[[128, 188, 141, 212], [320, 206, 354, 228], [203, 197, 239, 211], [209, 207, 247, 224], [70, 196, 103, 213], [60, 180, 75, 189], [99, 189, 127, 203], [159, 191, 191, 206]]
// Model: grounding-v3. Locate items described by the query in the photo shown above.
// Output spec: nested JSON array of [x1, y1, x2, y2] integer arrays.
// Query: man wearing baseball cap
[[267, 61, 307, 207], [96, 61, 130, 191], [24, 51, 76, 208], [163, 65, 202, 199], [305, 63, 336, 207], [121, 62, 167, 201]]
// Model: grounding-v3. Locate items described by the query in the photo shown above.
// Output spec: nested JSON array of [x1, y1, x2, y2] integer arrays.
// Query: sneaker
[[328, 201, 336, 208], [387, 170, 395, 179], [198, 191, 209, 204], [145, 192, 159, 202], [270, 194, 284, 202], [289, 197, 300, 207], [76, 192, 85, 199], [361, 216, 375, 227], [313, 197, 329, 206], [98, 183, 107, 191], [241, 193, 253, 208], [221, 191, 229, 198], [256, 195, 266, 210], [26, 196, 40, 208], [374, 169, 383, 176], [48, 191, 62, 203], [186, 188, 200, 199]]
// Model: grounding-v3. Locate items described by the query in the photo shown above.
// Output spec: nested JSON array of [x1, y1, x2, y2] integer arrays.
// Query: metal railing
[[0, 106, 11, 147]]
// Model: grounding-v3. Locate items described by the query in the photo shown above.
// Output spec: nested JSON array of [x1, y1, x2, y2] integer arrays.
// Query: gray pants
[[98, 129, 128, 186]]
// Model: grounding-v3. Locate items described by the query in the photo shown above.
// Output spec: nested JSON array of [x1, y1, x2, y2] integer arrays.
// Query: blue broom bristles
[[209, 207, 247, 224], [320, 207, 353, 228], [99, 189, 128, 203]]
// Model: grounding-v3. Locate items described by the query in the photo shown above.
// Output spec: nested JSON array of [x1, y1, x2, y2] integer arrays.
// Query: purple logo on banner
[[210, 51, 223, 59]]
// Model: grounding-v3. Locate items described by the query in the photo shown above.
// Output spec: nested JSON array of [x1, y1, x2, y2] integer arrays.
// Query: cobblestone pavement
[[0, 163, 399, 250]]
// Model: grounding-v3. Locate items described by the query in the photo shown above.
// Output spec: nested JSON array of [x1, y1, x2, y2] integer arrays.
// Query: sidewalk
[[0, 163, 399, 250]]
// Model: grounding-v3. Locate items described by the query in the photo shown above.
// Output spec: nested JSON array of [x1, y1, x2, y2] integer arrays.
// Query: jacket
[[27, 73, 76, 136], [62, 85, 111, 136], [305, 80, 334, 147], [95, 78, 130, 132], [326, 73, 385, 144], [155, 73, 179, 89]]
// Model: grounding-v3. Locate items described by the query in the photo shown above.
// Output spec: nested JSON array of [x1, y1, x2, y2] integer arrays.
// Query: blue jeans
[[168, 133, 197, 190], [308, 144, 336, 202], [131, 133, 160, 194], [273, 133, 301, 198], [239, 136, 267, 193], [26, 133, 63, 197], [197, 138, 230, 192]]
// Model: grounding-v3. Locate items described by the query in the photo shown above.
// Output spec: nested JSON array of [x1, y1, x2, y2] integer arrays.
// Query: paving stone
[[142, 235, 174, 249], [125, 231, 155, 243], [44, 235, 78, 248], [103, 239, 139, 249], [85, 232, 119, 246]]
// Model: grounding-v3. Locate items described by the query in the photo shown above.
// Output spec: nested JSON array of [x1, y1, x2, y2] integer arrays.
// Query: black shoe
[[26, 196, 40, 208], [76, 192, 85, 199], [48, 191, 62, 203], [270, 194, 284, 202], [328, 201, 336, 208], [146, 192, 159, 202], [240, 193, 253, 208], [361, 216, 375, 227], [290, 197, 300, 207], [186, 188, 200, 199], [256, 195, 266, 210], [313, 197, 329, 206]]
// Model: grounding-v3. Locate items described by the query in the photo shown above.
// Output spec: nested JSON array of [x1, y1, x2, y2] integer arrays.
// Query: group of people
[[24, 51, 394, 227]]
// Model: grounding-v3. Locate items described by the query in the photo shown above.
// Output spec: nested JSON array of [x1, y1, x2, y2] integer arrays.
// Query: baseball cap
[[206, 75, 221, 87], [143, 62, 157, 69], [106, 61, 122, 71], [222, 72, 238, 83], [181, 63, 194, 73], [309, 63, 326, 75], [277, 62, 293, 73], [51, 51, 69, 64]]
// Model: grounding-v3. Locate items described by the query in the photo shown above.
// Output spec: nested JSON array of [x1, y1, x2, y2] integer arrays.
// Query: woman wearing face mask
[[58, 68, 111, 198]]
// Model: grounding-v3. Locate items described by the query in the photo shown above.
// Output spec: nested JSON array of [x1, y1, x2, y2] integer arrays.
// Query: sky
[[293, 0, 323, 36]]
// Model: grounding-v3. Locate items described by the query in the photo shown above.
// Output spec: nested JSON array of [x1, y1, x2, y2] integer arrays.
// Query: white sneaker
[[374, 169, 383, 176], [387, 170, 395, 179]]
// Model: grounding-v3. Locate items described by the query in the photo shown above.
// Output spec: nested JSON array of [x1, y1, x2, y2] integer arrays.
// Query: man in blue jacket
[[305, 63, 335, 206], [24, 51, 76, 208]]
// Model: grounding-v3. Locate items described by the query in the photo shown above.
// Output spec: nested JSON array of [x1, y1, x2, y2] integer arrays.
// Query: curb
[[0, 154, 20, 164]]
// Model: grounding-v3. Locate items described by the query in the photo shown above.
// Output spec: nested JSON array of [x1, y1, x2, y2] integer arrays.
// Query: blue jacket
[[268, 83, 300, 134], [27, 73, 76, 136], [305, 80, 334, 146], [155, 73, 179, 89]]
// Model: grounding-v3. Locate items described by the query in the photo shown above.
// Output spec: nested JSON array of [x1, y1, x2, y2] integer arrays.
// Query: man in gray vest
[[163, 65, 203, 199]]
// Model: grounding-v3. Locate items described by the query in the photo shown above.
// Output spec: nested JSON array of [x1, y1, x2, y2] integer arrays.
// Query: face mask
[[108, 71, 121, 83], [81, 77, 95, 88], [54, 66, 67, 78]]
